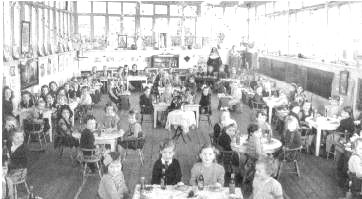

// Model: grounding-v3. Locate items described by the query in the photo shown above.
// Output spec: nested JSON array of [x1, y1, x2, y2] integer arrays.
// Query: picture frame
[[20, 59, 39, 89], [21, 21, 31, 55], [10, 65, 16, 76], [118, 35, 128, 49], [339, 70, 349, 95]]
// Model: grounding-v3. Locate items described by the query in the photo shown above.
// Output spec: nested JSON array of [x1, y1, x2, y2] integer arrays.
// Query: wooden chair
[[140, 106, 153, 125], [79, 148, 102, 181], [251, 101, 267, 113], [7, 168, 30, 199], [26, 120, 47, 151], [276, 146, 303, 180], [122, 136, 145, 166], [199, 105, 212, 127], [327, 131, 346, 161], [347, 172, 362, 197], [300, 126, 313, 153]]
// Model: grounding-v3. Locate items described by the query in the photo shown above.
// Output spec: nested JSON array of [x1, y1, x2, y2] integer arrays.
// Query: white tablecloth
[[165, 110, 196, 133], [72, 129, 123, 152], [132, 185, 243, 199], [231, 135, 282, 154]]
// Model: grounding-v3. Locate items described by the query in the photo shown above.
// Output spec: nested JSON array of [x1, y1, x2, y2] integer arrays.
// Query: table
[[72, 129, 124, 152], [166, 110, 197, 134], [305, 116, 340, 156], [153, 103, 169, 128], [183, 104, 200, 128], [263, 97, 282, 124], [231, 135, 282, 154], [132, 184, 243, 199], [38, 108, 56, 142], [127, 76, 148, 91]]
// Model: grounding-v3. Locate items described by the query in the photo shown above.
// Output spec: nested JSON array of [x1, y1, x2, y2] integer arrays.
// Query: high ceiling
[[141, 1, 270, 7]]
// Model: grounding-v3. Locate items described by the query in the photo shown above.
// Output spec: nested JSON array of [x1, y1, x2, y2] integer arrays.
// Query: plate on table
[[174, 184, 189, 192]]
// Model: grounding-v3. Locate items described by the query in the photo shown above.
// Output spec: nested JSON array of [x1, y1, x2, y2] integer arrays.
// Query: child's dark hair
[[343, 106, 354, 119], [129, 109, 136, 116], [84, 114, 96, 124], [159, 138, 175, 152], [247, 123, 260, 137]]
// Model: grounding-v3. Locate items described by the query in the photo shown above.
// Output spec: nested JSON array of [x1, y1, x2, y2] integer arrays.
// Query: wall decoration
[[10, 65, 16, 76], [118, 35, 128, 49], [47, 58, 52, 75], [20, 59, 39, 89], [339, 70, 349, 95], [21, 21, 31, 55]]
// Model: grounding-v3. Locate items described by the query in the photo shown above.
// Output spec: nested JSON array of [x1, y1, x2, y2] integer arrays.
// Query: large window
[[108, 2, 122, 14], [94, 16, 106, 39], [123, 3, 136, 15], [13, 3, 21, 51], [77, 1, 91, 13], [38, 8, 44, 49], [78, 16, 91, 41], [140, 4, 153, 15], [93, 2, 106, 14], [3, 2, 11, 48]]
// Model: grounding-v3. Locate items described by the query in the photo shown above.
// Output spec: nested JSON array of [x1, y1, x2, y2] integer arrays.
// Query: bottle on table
[[140, 177, 146, 199], [236, 130, 241, 145], [229, 173, 235, 194], [28, 186, 35, 199], [160, 168, 166, 190], [197, 175, 204, 190]]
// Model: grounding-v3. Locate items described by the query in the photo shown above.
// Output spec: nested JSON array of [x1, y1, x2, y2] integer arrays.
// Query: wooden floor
[[23, 92, 345, 199]]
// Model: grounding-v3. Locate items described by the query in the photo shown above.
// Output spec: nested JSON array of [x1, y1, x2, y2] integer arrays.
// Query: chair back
[[218, 151, 235, 173], [79, 148, 101, 163], [26, 120, 45, 133], [8, 168, 27, 185], [251, 101, 266, 111], [282, 146, 302, 162]]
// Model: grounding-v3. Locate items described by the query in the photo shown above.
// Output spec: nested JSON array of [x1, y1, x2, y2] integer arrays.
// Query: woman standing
[[3, 86, 16, 120], [207, 47, 222, 74]]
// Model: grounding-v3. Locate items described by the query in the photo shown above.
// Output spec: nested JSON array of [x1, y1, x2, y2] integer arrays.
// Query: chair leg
[[138, 149, 144, 166], [294, 160, 300, 177], [277, 161, 283, 180], [13, 184, 17, 199], [27, 134, 31, 144], [38, 133, 43, 151], [96, 162, 102, 178], [24, 181, 30, 194], [83, 163, 88, 181], [141, 114, 143, 125], [123, 149, 128, 162]]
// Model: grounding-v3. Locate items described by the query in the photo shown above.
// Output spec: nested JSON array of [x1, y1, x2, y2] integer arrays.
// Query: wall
[[3, 52, 78, 105], [257, 55, 362, 117]]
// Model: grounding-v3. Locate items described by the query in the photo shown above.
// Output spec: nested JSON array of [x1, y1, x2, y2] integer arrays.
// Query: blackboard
[[357, 78, 362, 111], [258, 57, 334, 99], [306, 68, 334, 98]]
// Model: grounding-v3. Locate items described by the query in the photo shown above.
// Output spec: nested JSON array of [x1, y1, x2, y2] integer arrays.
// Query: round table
[[231, 135, 282, 154], [305, 116, 340, 156], [165, 110, 196, 133], [72, 129, 123, 152]]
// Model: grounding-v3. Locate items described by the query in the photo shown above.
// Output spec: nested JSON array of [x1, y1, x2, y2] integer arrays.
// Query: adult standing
[[207, 47, 222, 74]]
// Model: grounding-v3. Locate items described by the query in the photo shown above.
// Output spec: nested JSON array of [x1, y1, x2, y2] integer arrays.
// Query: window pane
[[170, 5, 182, 16], [123, 3, 136, 15], [123, 17, 135, 36], [108, 2, 122, 14], [169, 18, 182, 36], [93, 2, 106, 13], [184, 6, 197, 16], [50, 9, 55, 44], [140, 17, 152, 35], [155, 5, 167, 15], [14, 3, 20, 48], [184, 18, 195, 36], [38, 8, 44, 48], [94, 16, 105, 39], [78, 16, 91, 41], [109, 16, 121, 48], [155, 18, 168, 33], [77, 1, 91, 13], [44, 9, 49, 46], [24, 5, 30, 21], [140, 3, 153, 15], [3, 2, 11, 48]]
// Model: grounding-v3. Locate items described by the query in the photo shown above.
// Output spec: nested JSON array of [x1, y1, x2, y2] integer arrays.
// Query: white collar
[[161, 158, 173, 166]]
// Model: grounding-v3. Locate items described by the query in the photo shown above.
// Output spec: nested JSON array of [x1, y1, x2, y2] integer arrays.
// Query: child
[[79, 86, 93, 106], [252, 156, 283, 199], [199, 86, 211, 114], [102, 103, 121, 130], [118, 110, 143, 152], [256, 111, 272, 134], [217, 124, 237, 151], [213, 110, 237, 139], [3, 116, 18, 144], [7, 130, 27, 171], [282, 116, 302, 150], [184, 89, 195, 105], [151, 139, 182, 185], [348, 138, 362, 195], [20, 91, 34, 109], [80, 115, 97, 172], [98, 152, 129, 199], [246, 123, 264, 160], [189, 144, 225, 186]]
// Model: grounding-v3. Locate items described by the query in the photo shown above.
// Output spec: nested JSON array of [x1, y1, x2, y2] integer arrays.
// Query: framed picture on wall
[[339, 70, 349, 95], [118, 35, 127, 49], [21, 21, 31, 55], [20, 59, 39, 89]]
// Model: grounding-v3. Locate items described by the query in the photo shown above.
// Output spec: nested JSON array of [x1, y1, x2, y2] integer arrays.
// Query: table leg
[[268, 106, 273, 124], [315, 128, 321, 156], [111, 141, 116, 152], [49, 117, 53, 142], [196, 110, 199, 128], [153, 110, 157, 128]]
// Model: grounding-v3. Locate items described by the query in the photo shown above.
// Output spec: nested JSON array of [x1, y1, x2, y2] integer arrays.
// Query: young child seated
[[118, 110, 143, 151], [80, 115, 97, 172], [217, 124, 237, 151], [199, 86, 211, 114], [79, 86, 93, 106], [246, 124, 264, 160], [190, 144, 225, 187], [282, 116, 302, 150], [348, 138, 362, 194], [151, 139, 182, 185], [252, 156, 283, 199], [183, 89, 195, 105], [102, 103, 121, 130], [213, 110, 237, 140], [98, 152, 129, 199], [256, 111, 272, 134]]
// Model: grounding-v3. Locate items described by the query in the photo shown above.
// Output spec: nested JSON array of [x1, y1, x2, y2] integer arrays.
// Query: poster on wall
[[47, 57, 52, 75], [39, 57, 47, 77], [20, 59, 39, 89], [52, 55, 58, 73]]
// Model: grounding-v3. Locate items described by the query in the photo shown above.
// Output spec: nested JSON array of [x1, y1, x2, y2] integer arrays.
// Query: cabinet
[[151, 54, 179, 68]]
